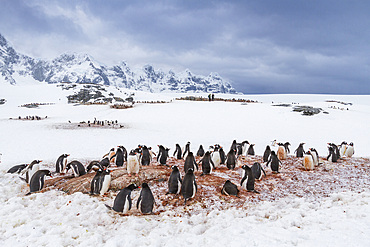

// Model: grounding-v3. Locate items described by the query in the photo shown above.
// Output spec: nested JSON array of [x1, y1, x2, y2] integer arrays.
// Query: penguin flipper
[[104, 204, 113, 210], [19, 176, 27, 183], [25, 192, 32, 196]]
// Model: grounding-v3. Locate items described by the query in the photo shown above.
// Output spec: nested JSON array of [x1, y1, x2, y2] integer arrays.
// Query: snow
[[0, 83, 369, 246]]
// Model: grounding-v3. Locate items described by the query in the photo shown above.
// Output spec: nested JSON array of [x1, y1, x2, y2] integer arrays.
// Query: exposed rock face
[[0, 33, 236, 93]]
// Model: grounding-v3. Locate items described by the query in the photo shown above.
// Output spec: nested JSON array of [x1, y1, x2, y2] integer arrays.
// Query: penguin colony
[[7, 140, 356, 215]]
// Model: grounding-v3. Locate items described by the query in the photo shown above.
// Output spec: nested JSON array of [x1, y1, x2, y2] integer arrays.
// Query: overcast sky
[[1, 0, 369, 94]]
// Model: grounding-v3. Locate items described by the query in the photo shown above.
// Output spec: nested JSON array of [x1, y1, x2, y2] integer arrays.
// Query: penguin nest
[[43, 156, 369, 216]]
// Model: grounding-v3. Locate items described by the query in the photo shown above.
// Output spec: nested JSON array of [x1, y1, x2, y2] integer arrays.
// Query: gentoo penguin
[[115, 146, 124, 167], [241, 140, 250, 156], [199, 151, 215, 175], [225, 149, 237, 170], [251, 162, 266, 180], [303, 151, 314, 170], [230, 140, 237, 152], [294, 143, 305, 158], [99, 157, 110, 168], [247, 144, 255, 156], [219, 147, 226, 165], [263, 145, 271, 163], [127, 149, 140, 176], [173, 144, 183, 159], [266, 151, 281, 173], [184, 152, 198, 172], [211, 144, 221, 168], [107, 148, 116, 164], [309, 148, 319, 166], [327, 146, 338, 162], [86, 160, 103, 173], [7, 164, 27, 174], [339, 141, 348, 157], [22, 160, 42, 184], [105, 184, 138, 213], [277, 143, 287, 160], [140, 145, 152, 166], [196, 145, 205, 157], [328, 143, 340, 160], [26, 170, 52, 195], [221, 180, 239, 197], [90, 169, 103, 195], [157, 145, 170, 166], [167, 165, 182, 194], [137, 183, 155, 214], [182, 142, 191, 159], [99, 169, 111, 195], [236, 143, 243, 156], [345, 142, 355, 157], [181, 168, 197, 205], [284, 142, 291, 154], [56, 154, 69, 173], [66, 161, 86, 177], [240, 165, 258, 193]]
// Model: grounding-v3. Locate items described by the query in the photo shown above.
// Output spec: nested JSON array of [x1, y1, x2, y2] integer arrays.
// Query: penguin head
[[266, 145, 271, 150], [171, 165, 179, 171], [126, 184, 139, 191], [31, 160, 42, 165], [284, 142, 291, 146], [271, 151, 276, 155], [349, 142, 354, 146], [186, 168, 194, 174], [241, 165, 250, 170], [141, 182, 149, 189], [63, 154, 70, 158], [305, 150, 311, 155], [44, 170, 53, 178]]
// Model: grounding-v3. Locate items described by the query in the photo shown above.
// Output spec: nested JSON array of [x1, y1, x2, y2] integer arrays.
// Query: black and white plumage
[[339, 141, 348, 157], [86, 160, 103, 173], [266, 151, 281, 173], [225, 149, 237, 170], [211, 144, 221, 168], [26, 169, 52, 195], [182, 142, 191, 159], [66, 161, 86, 177], [167, 165, 182, 194], [199, 151, 215, 175], [99, 157, 110, 168], [247, 144, 255, 155], [183, 152, 198, 172], [157, 145, 170, 166], [196, 145, 205, 157], [240, 165, 258, 193], [90, 169, 111, 195], [241, 140, 250, 155], [181, 168, 197, 205], [7, 164, 27, 174], [137, 183, 155, 214], [309, 148, 319, 166], [221, 180, 239, 197], [345, 142, 354, 157], [173, 144, 183, 159], [22, 160, 42, 184], [115, 146, 125, 167], [263, 145, 271, 163], [127, 149, 140, 176], [251, 162, 266, 180], [140, 145, 152, 166], [327, 146, 338, 162], [56, 154, 69, 173], [294, 143, 305, 158], [105, 184, 138, 213], [219, 147, 226, 165]]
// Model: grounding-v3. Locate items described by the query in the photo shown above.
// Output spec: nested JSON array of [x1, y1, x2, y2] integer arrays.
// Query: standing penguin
[[182, 142, 191, 159], [184, 152, 198, 172], [221, 180, 239, 197], [247, 144, 255, 156], [66, 161, 86, 177], [327, 146, 338, 162], [219, 147, 226, 165], [108, 148, 116, 164], [140, 145, 152, 166], [251, 162, 266, 180], [56, 154, 69, 173], [263, 145, 271, 163], [99, 169, 111, 195], [284, 142, 291, 155], [328, 143, 340, 160], [90, 169, 103, 195], [225, 149, 238, 170], [240, 165, 258, 193], [211, 144, 221, 168], [105, 184, 138, 213], [230, 140, 237, 152], [127, 149, 140, 176], [266, 151, 281, 173], [345, 142, 355, 157], [157, 145, 170, 166], [241, 140, 250, 156], [196, 145, 205, 157], [309, 148, 320, 166], [294, 143, 305, 158], [277, 143, 287, 160], [115, 146, 124, 167], [26, 170, 52, 195], [199, 151, 215, 175], [137, 183, 155, 214], [167, 165, 182, 194], [22, 160, 42, 184], [173, 144, 183, 159], [303, 151, 314, 170], [181, 168, 197, 205], [339, 141, 348, 157]]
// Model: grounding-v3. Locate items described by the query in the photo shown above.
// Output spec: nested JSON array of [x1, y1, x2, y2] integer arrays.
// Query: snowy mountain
[[0, 33, 236, 93]]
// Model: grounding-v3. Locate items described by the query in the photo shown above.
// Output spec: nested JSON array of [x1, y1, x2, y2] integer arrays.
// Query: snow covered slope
[[0, 83, 369, 246], [0, 33, 235, 93]]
